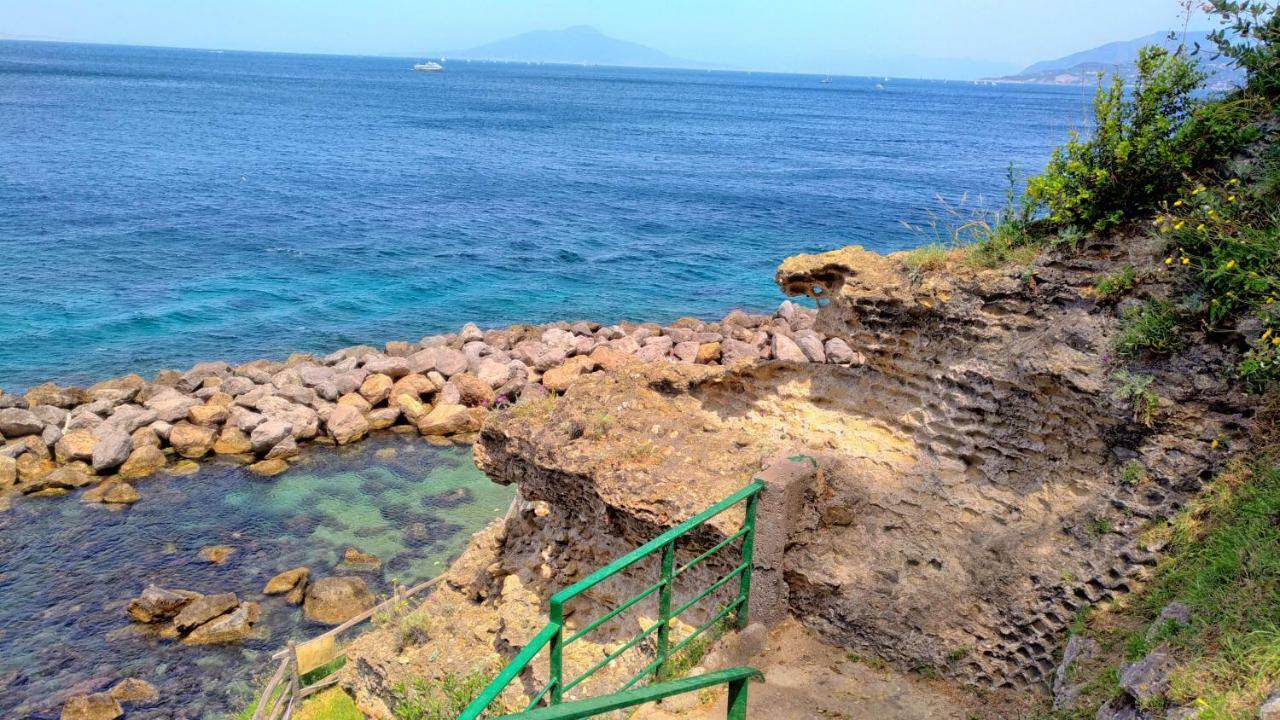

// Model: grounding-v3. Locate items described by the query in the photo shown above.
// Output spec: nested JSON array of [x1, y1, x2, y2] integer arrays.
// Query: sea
[[0, 40, 1090, 393]]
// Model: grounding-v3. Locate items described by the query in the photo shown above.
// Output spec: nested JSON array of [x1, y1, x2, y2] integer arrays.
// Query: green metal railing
[[457, 479, 766, 719]]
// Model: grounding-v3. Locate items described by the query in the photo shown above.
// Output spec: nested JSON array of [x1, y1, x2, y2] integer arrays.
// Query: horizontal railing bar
[[670, 562, 748, 621], [563, 576, 665, 646], [619, 598, 744, 694], [491, 666, 763, 720], [550, 481, 765, 607], [561, 618, 663, 694], [457, 621, 561, 720], [675, 527, 747, 578]]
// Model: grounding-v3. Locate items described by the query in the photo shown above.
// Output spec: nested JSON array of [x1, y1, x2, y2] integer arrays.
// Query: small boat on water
[[820, 74, 832, 84], [413, 61, 444, 72]]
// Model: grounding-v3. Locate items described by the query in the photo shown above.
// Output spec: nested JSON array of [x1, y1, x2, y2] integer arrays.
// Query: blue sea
[[0, 41, 1087, 392]]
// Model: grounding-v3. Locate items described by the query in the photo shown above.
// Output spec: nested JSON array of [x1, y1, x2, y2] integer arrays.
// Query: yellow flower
[[1226, 259, 1236, 269], [1265, 329, 1274, 340], [1174, 199, 1184, 207], [1165, 257, 1174, 266], [1229, 178, 1240, 186], [1211, 438, 1220, 449], [1174, 220, 1186, 230], [1193, 185, 1206, 195], [1273, 336, 1280, 346], [1197, 224, 1208, 232], [1228, 195, 1236, 203], [1181, 257, 1191, 265]]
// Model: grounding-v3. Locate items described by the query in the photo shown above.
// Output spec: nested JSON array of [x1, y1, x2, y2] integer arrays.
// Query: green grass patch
[[902, 243, 950, 272], [296, 686, 364, 720], [1094, 266, 1138, 299], [392, 669, 493, 720], [1114, 300, 1185, 359]]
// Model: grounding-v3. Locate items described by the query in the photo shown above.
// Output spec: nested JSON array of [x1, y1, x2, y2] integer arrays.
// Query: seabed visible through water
[[0, 433, 514, 719]]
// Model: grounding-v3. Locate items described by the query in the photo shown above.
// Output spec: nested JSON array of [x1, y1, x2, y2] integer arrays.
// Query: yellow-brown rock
[[55, 430, 97, 464], [169, 421, 216, 458], [212, 426, 253, 455], [188, 403, 229, 426], [119, 444, 166, 480], [358, 373, 393, 405]]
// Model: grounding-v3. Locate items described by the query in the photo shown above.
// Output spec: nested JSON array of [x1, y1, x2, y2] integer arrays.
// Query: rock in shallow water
[[126, 585, 200, 623], [108, 677, 159, 706], [304, 576, 375, 625], [60, 692, 122, 720], [182, 601, 260, 645], [173, 592, 239, 632], [263, 566, 310, 595]]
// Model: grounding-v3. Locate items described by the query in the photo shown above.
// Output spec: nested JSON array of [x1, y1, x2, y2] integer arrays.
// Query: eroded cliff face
[[465, 243, 1251, 691], [341, 241, 1253, 711]]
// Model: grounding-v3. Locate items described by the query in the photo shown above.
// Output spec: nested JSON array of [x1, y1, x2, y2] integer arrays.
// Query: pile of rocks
[[0, 303, 850, 509], [125, 585, 261, 645]]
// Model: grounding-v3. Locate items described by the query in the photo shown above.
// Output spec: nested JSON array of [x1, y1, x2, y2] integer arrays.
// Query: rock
[[1096, 699, 1147, 720], [118, 445, 166, 480], [771, 333, 807, 363], [183, 601, 259, 644], [672, 341, 700, 363], [475, 358, 512, 389], [31, 404, 69, 427], [327, 404, 370, 445], [543, 356, 597, 393], [265, 436, 300, 460], [55, 430, 97, 464], [1260, 690, 1280, 720], [434, 348, 469, 377], [358, 373, 394, 405], [82, 480, 140, 505], [168, 421, 216, 458], [1053, 635, 1099, 709], [340, 547, 381, 570], [25, 383, 87, 409], [108, 677, 159, 706], [824, 337, 855, 364], [304, 576, 376, 625], [0, 407, 44, 437], [176, 361, 231, 393], [719, 338, 757, 367], [363, 356, 411, 379], [143, 388, 200, 423], [695, 342, 722, 364], [60, 692, 122, 720], [459, 322, 485, 342], [416, 403, 484, 436], [173, 592, 239, 632], [367, 407, 401, 430], [250, 419, 293, 454], [1120, 647, 1175, 703], [228, 406, 265, 433], [126, 585, 200, 623], [88, 375, 146, 404], [264, 566, 310, 595], [221, 375, 257, 397], [248, 457, 289, 476], [103, 404, 158, 434], [794, 332, 826, 363], [198, 545, 236, 564], [91, 425, 133, 473], [590, 345, 636, 372], [388, 374, 435, 405], [395, 394, 431, 424], [385, 340, 412, 357], [338, 392, 374, 413], [451, 373, 496, 407], [1146, 602, 1192, 641], [213, 426, 253, 455], [24, 465, 95, 493], [0, 455, 15, 489], [188, 403, 229, 426], [259, 398, 319, 439]]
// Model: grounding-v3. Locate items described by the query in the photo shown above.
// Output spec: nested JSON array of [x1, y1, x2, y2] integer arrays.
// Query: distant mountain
[[987, 31, 1243, 90], [454, 25, 697, 68]]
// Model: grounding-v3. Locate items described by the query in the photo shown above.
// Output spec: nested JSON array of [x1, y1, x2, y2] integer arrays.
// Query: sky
[[0, 0, 1218, 79]]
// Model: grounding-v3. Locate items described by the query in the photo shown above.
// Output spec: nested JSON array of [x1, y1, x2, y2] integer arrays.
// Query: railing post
[[725, 674, 750, 720], [550, 600, 564, 704], [736, 489, 760, 629], [655, 539, 676, 681]]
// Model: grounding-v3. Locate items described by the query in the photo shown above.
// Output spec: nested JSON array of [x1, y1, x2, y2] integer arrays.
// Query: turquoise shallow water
[[0, 436, 513, 719], [0, 40, 1087, 392]]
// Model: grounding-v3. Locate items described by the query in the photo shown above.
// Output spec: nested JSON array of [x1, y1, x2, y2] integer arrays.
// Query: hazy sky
[[0, 0, 1217, 77]]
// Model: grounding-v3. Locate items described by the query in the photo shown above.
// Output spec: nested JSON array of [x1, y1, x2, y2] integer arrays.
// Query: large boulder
[[450, 373, 496, 407], [82, 480, 141, 505], [126, 585, 200, 623], [264, 566, 310, 595], [118, 445, 166, 480], [25, 383, 87, 409], [91, 425, 133, 473], [0, 408, 44, 437], [304, 576, 375, 625], [188, 403, 229, 426], [326, 404, 370, 446], [55, 430, 97, 464], [182, 601, 259, 644], [108, 678, 159, 706], [363, 356, 411, 379], [212, 426, 253, 455], [176, 361, 231, 393], [174, 592, 239, 632], [168, 422, 216, 459], [542, 356, 596, 393], [0, 456, 16, 489], [250, 419, 293, 454], [415, 403, 484, 437], [358, 374, 394, 405], [770, 333, 807, 363], [143, 388, 200, 423]]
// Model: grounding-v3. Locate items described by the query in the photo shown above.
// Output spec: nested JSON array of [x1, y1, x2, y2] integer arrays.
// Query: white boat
[[820, 74, 832, 84], [413, 61, 444, 72]]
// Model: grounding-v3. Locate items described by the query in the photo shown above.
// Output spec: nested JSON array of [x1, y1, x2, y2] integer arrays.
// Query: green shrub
[[1026, 47, 1206, 231], [902, 243, 950, 272], [1203, 1, 1280, 97], [1094, 266, 1138, 299], [1121, 459, 1148, 485], [392, 670, 492, 720], [1113, 370, 1162, 428], [1115, 300, 1186, 359]]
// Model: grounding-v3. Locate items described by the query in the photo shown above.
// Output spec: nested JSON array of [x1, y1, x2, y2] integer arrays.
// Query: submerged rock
[[126, 585, 200, 623], [263, 566, 310, 595], [60, 692, 122, 720], [248, 457, 289, 476], [82, 480, 141, 505], [197, 545, 235, 564], [182, 601, 260, 644], [108, 677, 159, 706], [304, 576, 375, 625], [173, 592, 239, 632]]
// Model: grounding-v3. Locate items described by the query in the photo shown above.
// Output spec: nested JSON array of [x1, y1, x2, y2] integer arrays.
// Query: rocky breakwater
[[0, 311, 850, 511], [354, 241, 1254, 707]]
